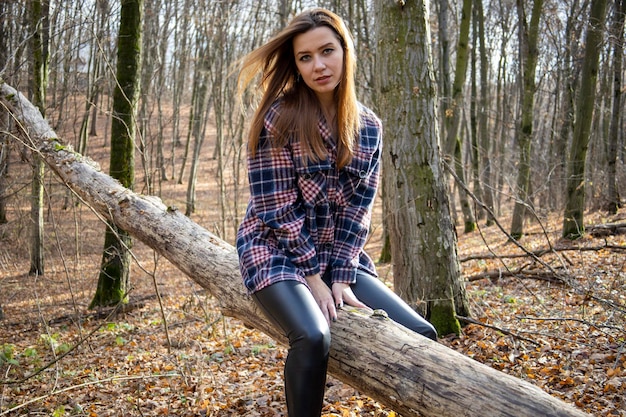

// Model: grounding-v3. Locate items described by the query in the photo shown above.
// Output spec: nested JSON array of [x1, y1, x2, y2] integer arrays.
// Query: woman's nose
[[313, 56, 326, 70]]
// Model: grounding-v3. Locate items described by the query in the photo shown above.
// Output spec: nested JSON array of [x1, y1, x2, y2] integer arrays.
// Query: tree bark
[[375, 0, 469, 335], [91, 0, 143, 308], [510, 0, 544, 240], [476, 0, 495, 226], [0, 1, 13, 225], [0, 112, 9, 225], [1, 82, 591, 417], [550, 0, 581, 211], [562, 0, 608, 238], [29, 0, 49, 276], [443, 0, 477, 233], [605, 0, 624, 214]]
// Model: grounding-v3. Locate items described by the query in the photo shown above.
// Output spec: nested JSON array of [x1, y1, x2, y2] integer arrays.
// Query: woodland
[[1, 0, 625, 416]]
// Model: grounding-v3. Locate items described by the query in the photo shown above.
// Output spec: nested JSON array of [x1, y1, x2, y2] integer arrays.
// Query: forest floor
[[1, 119, 625, 416]]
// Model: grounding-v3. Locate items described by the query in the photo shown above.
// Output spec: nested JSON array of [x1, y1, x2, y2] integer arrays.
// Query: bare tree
[[29, 0, 50, 276], [182, 38, 211, 216], [0, 113, 9, 226], [475, 0, 495, 226], [374, 0, 469, 336], [548, 0, 584, 211], [91, 0, 143, 308], [509, 0, 544, 240], [563, 0, 609, 238], [169, 0, 193, 180], [605, 0, 625, 213], [443, 0, 477, 233], [0, 0, 14, 225]]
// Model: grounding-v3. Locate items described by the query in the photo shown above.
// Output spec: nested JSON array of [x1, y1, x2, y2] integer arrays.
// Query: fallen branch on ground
[[461, 242, 626, 263], [1, 81, 591, 417]]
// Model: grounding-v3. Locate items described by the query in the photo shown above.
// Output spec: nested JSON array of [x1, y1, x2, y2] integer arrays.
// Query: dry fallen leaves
[[0, 126, 624, 416]]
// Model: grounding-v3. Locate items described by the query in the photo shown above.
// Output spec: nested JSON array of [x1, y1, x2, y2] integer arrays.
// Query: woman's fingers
[[325, 298, 337, 323], [332, 283, 369, 310], [306, 274, 336, 324], [342, 287, 368, 309]]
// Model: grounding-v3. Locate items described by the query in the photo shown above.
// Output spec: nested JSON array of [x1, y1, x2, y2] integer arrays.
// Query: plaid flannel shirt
[[236, 100, 382, 294]]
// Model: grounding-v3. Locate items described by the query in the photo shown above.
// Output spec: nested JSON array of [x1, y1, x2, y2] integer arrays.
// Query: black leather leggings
[[252, 270, 437, 417], [253, 280, 329, 417]]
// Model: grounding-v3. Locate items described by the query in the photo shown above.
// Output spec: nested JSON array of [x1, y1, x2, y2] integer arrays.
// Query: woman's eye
[[299, 55, 311, 61], [323, 48, 334, 55]]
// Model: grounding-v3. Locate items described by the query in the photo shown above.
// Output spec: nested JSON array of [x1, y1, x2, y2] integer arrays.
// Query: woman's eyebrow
[[295, 42, 335, 57]]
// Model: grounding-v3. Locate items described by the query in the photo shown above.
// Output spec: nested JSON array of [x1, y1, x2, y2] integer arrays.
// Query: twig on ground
[[461, 242, 626, 262], [515, 316, 624, 332], [466, 267, 565, 283], [456, 315, 540, 345]]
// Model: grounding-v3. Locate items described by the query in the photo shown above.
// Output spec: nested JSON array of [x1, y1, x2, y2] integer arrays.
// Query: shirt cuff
[[297, 254, 320, 277], [331, 266, 357, 284]]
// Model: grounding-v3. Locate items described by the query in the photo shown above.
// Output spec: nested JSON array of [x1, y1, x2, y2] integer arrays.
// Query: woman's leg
[[351, 270, 438, 341], [252, 280, 330, 417]]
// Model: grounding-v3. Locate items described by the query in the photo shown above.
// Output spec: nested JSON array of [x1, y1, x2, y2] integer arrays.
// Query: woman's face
[[293, 26, 344, 107]]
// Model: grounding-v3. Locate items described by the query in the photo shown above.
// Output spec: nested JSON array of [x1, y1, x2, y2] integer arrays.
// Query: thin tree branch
[[456, 315, 540, 345]]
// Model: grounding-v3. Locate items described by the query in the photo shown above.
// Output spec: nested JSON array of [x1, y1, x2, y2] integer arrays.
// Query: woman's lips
[[315, 75, 332, 84]]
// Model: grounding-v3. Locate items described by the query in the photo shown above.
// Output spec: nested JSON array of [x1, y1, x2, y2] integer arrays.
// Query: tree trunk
[[91, 0, 142, 308], [0, 1, 13, 225], [1, 80, 592, 417], [605, 0, 624, 214], [510, 0, 543, 240], [0, 114, 9, 225], [184, 44, 210, 216], [552, 0, 581, 212], [29, 154, 45, 276], [470, 26, 483, 221], [374, 0, 469, 336], [562, 0, 608, 238], [170, 0, 193, 179], [29, 0, 49, 276], [443, 0, 476, 233], [437, 0, 451, 135], [476, 0, 495, 226]]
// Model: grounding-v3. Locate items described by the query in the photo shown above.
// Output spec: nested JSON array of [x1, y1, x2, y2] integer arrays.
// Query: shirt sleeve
[[329, 115, 382, 284], [247, 112, 320, 277]]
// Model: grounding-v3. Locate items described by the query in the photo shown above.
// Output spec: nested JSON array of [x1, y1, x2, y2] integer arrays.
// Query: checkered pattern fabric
[[236, 100, 382, 294]]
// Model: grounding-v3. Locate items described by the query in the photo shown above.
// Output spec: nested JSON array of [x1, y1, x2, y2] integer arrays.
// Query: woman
[[236, 8, 437, 417]]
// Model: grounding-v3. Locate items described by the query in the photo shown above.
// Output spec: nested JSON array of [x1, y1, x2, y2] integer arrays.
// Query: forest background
[[0, 0, 625, 416]]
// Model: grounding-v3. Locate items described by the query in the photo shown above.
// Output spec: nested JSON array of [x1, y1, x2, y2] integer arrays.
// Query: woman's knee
[[290, 323, 331, 358], [421, 323, 438, 341]]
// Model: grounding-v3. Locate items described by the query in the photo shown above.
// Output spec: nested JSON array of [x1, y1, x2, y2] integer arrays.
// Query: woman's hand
[[331, 282, 368, 312], [305, 274, 370, 325], [305, 274, 336, 325]]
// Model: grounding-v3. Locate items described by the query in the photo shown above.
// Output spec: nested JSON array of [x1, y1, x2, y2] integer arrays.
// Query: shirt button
[[358, 170, 367, 178], [302, 173, 312, 180], [323, 242, 333, 249]]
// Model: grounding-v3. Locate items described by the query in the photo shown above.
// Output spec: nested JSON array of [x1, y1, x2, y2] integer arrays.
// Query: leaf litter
[[0, 124, 624, 416], [2, 209, 624, 416]]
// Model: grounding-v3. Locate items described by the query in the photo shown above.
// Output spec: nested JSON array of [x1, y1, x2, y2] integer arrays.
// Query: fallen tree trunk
[[588, 222, 626, 237], [1, 81, 590, 417]]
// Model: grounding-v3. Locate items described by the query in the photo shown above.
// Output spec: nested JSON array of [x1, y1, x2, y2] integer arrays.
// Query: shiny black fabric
[[253, 280, 329, 417], [346, 271, 438, 341], [252, 270, 437, 417]]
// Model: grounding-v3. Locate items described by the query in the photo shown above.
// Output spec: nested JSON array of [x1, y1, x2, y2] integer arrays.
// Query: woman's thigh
[[351, 271, 437, 340], [252, 280, 330, 347]]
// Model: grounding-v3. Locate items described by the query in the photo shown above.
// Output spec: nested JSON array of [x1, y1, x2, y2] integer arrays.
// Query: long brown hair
[[238, 8, 360, 169]]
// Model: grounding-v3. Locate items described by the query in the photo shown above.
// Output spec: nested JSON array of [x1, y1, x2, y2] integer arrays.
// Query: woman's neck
[[322, 106, 338, 138]]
